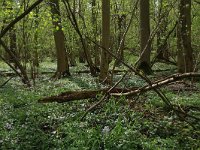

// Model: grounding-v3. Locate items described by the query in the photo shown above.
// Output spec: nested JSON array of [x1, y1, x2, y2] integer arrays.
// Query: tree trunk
[[31, 7, 40, 82], [77, 0, 86, 63], [177, 0, 193, 73], [9, 27, 18, 66], [99, 0, 110, 83], [50, 0, 70, 78], [137, 0, 152, 75], [91, 0, 100, 67], [156, 0, 169, 61], [116, 14, 126, 66], [0, 39, 31, 86]]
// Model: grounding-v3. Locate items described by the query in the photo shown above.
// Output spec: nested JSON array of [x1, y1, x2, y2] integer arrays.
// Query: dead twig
[[81, 71, 129, 120], [0, 76, 13, 88], [111, 72, 200, 97]]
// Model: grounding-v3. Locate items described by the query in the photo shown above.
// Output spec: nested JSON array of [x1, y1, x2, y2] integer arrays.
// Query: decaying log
[[38, 72, 200, 103], [75, 69, 126, 74], [38, 87, 138, 103], [0, 69, 126, 77]]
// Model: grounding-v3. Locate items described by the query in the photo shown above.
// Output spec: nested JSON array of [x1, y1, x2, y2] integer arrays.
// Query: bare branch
[[0, 0, 43, 38]]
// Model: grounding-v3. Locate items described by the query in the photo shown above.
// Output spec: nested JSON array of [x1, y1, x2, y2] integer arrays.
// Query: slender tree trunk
[[31, 7, 40, 82], [63, 0, 97, 76], [0, 0, 30, 86], [76, 0, 85, 63], [68, 33, 77, 66], [137, 0, 152, 75], [9, 27, 18, 64], [0, 39, 31, 86], [116, 14, 126, 66], [99, 0, 110, 83], [177, 0, 193, 73], [68, 0, 77, 66], [91, 0, 100, 67], [50, 0, 70, 78], [156, 0, 169, 60]]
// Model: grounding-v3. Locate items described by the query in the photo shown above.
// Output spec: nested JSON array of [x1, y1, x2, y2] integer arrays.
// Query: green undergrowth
[[0, 62, 200, 149]]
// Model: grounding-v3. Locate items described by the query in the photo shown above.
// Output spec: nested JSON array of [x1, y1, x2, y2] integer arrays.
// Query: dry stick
[[111, 72, 200, 97], [97, 7, 175, 105], [0, 54, 22, 78], [0, 39, 31, 86], [84, 0, 167, 118], [193, 51, 200, 72], [175, 107, 200, 121], [151, 21, 178, 66], [62, 0, 195, 123], [134, 19, 161, 67], [0, 0, 44, 38], [86, 38, 200, 124], [0, 0, 44, 86], [86, 36, 172, 107], [110, 0, 139, 83], [38, 73, 200, 103], [81, 71, 129, 120], [0, 76, 13, 88], [62, 0, 97, 76], [135, 4, 176, 67], [65, 0, 172, 111]]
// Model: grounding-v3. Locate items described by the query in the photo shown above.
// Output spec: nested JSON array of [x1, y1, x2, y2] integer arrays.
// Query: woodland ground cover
[[0, 62, 200, 150]]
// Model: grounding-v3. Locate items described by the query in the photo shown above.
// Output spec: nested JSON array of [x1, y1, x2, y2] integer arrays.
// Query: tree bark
[[63, 0, 97, 76], [156, 0, 169, 60], [50, 0, 70, 78], [91, 0, 100, 67], [116, 14, 126, 66], [137, 0, 152, 75], [99, 0, 111, 83], [177, 0, 193, 73], [0, 39, 31, 86]]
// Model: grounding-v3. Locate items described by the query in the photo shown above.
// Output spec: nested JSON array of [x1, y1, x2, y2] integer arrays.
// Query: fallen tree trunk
[[0, 69, 126, 76], [38, 72, 200, 103], [38, 87, 138, 103], [76, 69, 126, 74]]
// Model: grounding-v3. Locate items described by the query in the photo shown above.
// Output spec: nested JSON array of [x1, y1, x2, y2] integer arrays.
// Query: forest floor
[[0, 61, 200, 149]]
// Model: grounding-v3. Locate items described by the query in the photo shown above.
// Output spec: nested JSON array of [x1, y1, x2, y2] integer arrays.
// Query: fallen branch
[[81, 71, 129, 119], [38, 72, 200, 103], [76, 69, 126, 74], [0, 69, 126, 76], [0, 0, 44, 38], [112, 72, 200, 97], [0, 77, 13, 88]]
